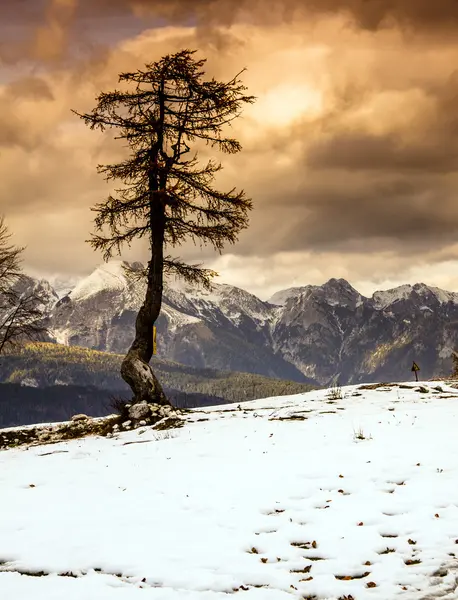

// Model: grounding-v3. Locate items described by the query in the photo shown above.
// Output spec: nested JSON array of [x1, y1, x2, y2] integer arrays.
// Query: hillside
[[0, 343, 315, 427], [1, 382, 458, 599]]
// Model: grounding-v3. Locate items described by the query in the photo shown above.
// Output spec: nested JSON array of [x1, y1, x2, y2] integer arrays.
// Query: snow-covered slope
[[372, 283, 458, 311], [70, 261, 130, 302], [1, 382, 458, 599], [268, 286, 310, 306]]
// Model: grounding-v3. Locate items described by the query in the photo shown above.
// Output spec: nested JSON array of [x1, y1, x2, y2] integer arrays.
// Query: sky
[[2, 0, 458, 299]]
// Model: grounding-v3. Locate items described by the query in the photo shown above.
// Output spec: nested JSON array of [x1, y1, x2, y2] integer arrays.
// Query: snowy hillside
[[1, 383, 458, 599]]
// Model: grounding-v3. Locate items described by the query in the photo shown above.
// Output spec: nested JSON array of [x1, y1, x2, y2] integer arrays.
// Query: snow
[[372, 285, 414, 310], [46, 275, 82, 299], [268, 287, 307, 306], [19, 378, 39, 388], [52, 327, 71, 345], [164, 279, 272, 327], [1, 383, 458, 599], [70, 261, 130, 302], [428, 285, 458, 305], [161, 305, 201, 331], [372, 283, 458, 311]]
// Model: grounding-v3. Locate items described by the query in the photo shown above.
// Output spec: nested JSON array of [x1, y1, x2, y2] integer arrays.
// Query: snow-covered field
[[1, 382, 458, 600]]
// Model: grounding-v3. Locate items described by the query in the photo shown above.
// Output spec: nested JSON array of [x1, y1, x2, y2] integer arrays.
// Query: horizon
[[2, 1, 458, 298]]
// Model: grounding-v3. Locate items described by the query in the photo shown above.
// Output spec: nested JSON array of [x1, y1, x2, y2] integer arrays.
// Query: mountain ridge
[[22, 261, 458, 384]]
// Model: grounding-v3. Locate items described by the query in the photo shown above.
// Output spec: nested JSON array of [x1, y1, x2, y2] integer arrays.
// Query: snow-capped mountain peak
[[269, 279, 362, 311], [371, 282, 458, 310], [69, 261, 132, 302], [268, 286, 310, 306], [35, 259, 458, 385]]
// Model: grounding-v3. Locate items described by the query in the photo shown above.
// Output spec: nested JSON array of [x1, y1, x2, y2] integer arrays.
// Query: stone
[[71, 414, 89, 422], [122, 420, 132, 429], [112, 424, 120, 432], [128, 402, 150, 421]]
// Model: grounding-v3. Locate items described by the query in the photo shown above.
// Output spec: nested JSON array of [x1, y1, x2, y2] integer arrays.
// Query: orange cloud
[[1, 7, 458, 295]]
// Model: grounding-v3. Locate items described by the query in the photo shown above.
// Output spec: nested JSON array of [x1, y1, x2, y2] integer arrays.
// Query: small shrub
[[353, 426, 372, 441], [107, 394, 130, 418], [327, 382, 343, 401]]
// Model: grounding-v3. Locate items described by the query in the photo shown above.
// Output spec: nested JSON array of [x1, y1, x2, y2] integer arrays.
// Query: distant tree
[[451, 351, 458, 378], [0, 218, 47, 355], [74, 49, 255, 406]]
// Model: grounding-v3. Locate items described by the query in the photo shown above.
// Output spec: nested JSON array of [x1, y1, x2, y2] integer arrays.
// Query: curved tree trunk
[[121, 190, 170, 406]]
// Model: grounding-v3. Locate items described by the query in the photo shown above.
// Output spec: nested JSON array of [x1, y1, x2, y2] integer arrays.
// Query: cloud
[[74, 0, 458, 31], [1, 9, 458, 296], [0, 0, 78, 65], [4, 0, 458, 66], [33, 0, 78, 62]]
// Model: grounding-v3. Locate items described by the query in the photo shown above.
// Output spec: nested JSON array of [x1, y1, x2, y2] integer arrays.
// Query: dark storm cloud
[[308, 132, 458, 173], [296, 178, 458, 252], [231, 170, 458, 258], [2, 0, 458, 285], [0, 0, 77, 64], [73, 0, 458, 30], [4, 0, 458, 53], [303, 0, 458, 30], [307, 71, 458, 174]]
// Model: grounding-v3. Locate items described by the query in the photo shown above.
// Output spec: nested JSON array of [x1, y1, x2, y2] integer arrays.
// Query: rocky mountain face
[[0, 275, 58, 345], [37, 261, 458, 384]]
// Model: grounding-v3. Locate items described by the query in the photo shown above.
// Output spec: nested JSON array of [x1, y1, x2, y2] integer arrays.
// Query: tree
[[75, 49, 255, 406], [0, 218, 47, 355], [451, 351, 458, 378]]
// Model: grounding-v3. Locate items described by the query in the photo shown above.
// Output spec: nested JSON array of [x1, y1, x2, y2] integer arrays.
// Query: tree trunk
[[121, 190, 169, 406]]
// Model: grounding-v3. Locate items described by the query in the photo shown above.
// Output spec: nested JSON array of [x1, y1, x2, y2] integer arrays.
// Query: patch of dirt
[[359, 383, 393, 390], [0, 564, 156, 588], [269, 414, 309, 421], [335, 572, 370, 580], [379, 548, 396, 554], [291, 541, 317, 550], [290, 565, 312, 574]]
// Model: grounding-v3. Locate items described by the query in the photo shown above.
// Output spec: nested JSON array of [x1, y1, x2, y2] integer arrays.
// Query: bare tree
[[74, 49, 255, 406], [0, 218, 47, 355]]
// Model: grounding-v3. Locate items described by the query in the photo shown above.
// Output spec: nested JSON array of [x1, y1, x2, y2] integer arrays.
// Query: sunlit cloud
[[1, 2, 458, 296]]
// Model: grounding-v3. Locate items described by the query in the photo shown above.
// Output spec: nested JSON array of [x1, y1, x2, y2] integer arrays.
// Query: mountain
[[50, 261, 309, 383], [28, 262, 458, 384]]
